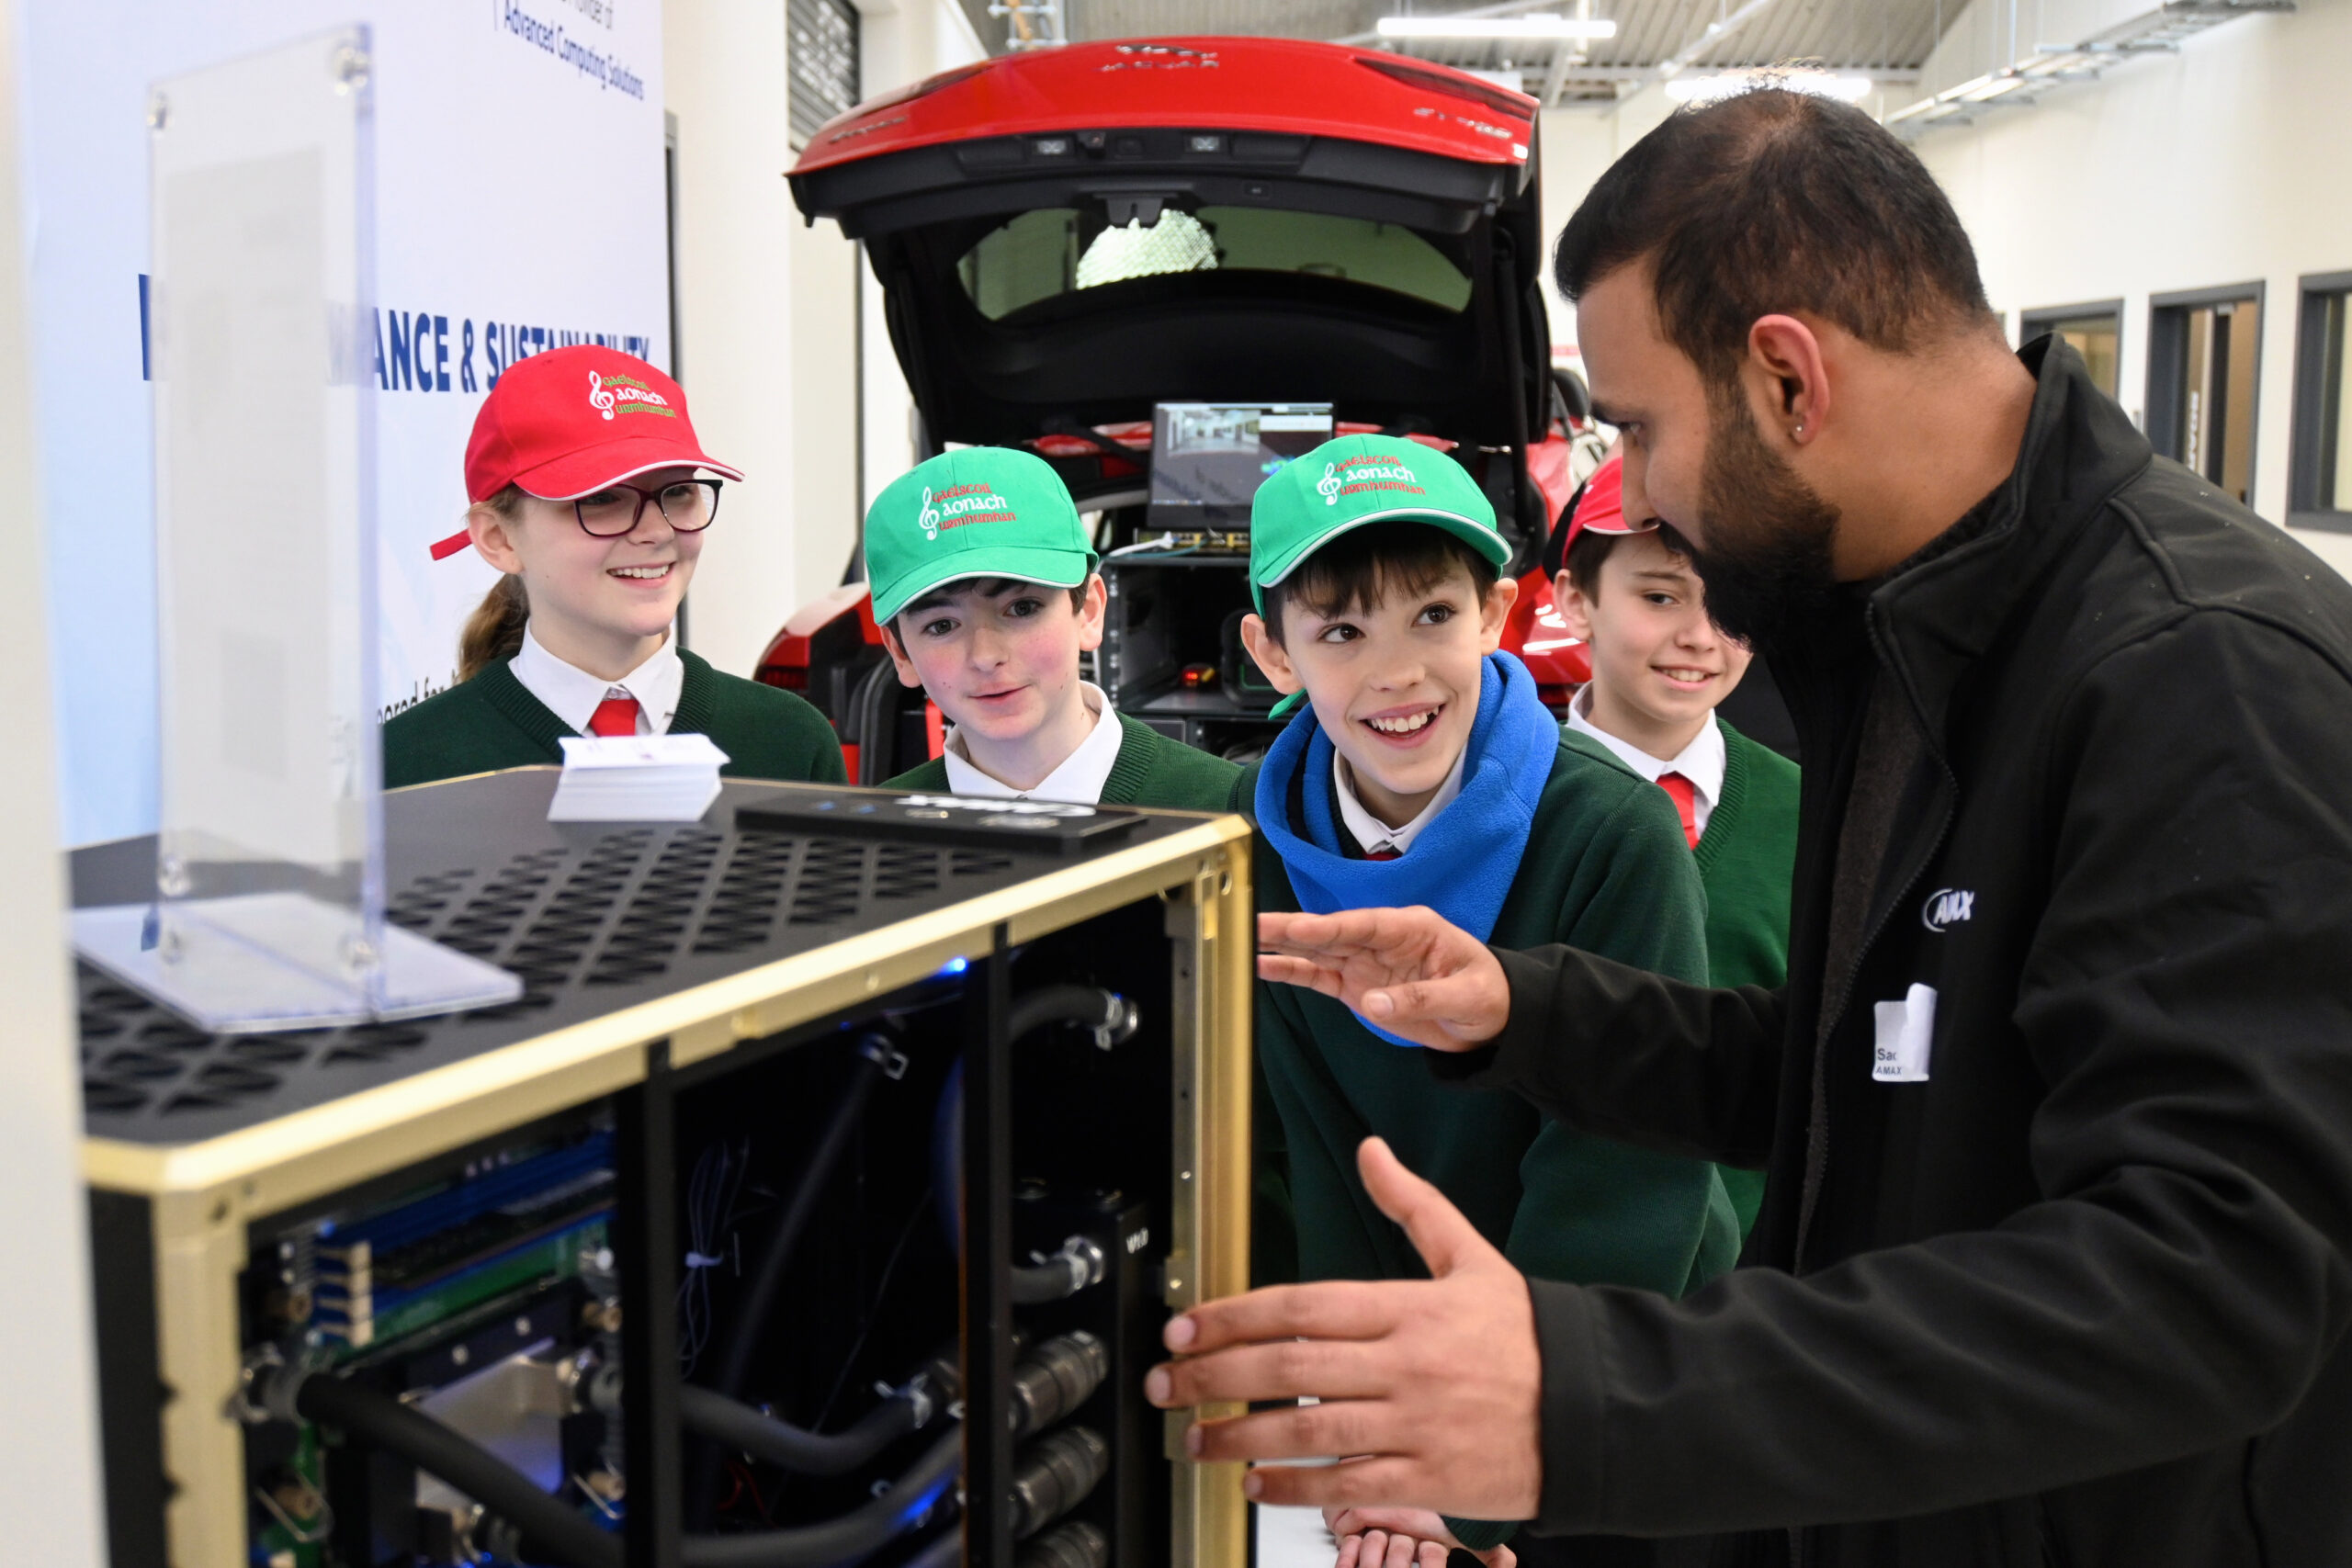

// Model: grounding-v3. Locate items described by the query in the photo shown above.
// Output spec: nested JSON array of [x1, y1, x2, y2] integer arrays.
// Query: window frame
[[2018, 298, 2124, 398], [2146, 281, 2267, 502], [2287, 268, 2352, 533]]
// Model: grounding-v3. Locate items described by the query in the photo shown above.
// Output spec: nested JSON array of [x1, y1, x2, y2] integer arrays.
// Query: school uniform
[[383, 633, 845, 789], [1567, 694, 1801, 1234], [1244, 653, 1741, 1554], [881, 682, 1239, 813]]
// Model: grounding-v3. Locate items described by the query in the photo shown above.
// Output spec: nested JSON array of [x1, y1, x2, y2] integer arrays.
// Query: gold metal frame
[[87, 808, 1254, 1568]]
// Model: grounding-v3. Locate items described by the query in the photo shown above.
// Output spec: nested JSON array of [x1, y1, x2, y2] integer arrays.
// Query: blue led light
[[936, 956, 969, 976], [898, 1473, 956, 1529]]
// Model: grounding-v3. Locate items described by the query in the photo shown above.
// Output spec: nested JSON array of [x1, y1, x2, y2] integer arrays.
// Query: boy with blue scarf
[[1235, 435, 1739, 1564]]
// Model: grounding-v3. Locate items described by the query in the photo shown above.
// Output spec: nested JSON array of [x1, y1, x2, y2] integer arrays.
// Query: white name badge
[[1872, 982, 1938, 1083]]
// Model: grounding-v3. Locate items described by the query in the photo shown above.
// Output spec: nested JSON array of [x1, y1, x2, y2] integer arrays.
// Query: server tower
[[78, 771, 1252, 1568]]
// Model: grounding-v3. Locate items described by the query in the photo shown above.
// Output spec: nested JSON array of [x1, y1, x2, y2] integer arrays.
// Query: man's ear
[[877, 620, 926, 690], [1237, 612, 1302, 694], [1476, 573, 1520, 654], [1075, 573, 1108, 654], [1552, 570, 1593, 641], [1745, 313, 1831, 448], [469, 504, 525, 576]]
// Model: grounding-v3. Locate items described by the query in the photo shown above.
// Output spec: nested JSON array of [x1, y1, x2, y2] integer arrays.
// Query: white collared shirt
[[1566, 686, 1725, 839], [941, 682, 1125, 804], [1332, 744, 1467, 858], [511, 623, 684, 738]]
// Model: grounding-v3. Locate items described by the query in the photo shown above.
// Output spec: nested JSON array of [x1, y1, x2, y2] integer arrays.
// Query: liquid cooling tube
[[935, 986, 1138, 1258], [289, 1372, 625, 1568], [677, 1382, 925, 1477], [678, 1426, 963, 1568]]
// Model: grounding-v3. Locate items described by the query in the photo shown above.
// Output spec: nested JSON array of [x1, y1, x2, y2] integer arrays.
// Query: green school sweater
[[883, 712, 1242, 812], [382, 650, 847, 789], [1695, 718, 1801, 1235], [1244, 729, 1741, 1300]]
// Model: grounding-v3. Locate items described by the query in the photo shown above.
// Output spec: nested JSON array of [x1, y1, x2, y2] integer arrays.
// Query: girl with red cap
[[384, 346, 844, 788]]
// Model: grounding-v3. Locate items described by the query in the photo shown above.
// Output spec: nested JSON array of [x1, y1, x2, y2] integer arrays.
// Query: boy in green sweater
[[1551, 452, 1801, 1236], [865, 447, 1238, 812], [1234, 436, 1739, 1564]]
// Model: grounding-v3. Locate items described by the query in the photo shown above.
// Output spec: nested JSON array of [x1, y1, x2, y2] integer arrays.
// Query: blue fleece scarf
[[1255, 650, 1558, 1045]]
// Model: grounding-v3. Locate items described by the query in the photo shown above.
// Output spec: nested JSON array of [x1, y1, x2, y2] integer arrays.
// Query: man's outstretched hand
[[1144, 1137, 1543, 1520], [1257, 908, 1510, 1051]]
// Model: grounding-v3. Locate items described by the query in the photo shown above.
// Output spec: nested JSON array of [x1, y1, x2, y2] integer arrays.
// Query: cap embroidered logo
[[1317, 462, 1345, 506], [588, 370, 616, 420], [921, 483, 1016, 539]]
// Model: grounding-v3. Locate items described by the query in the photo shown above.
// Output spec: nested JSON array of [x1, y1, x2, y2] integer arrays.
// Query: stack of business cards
[[548, 734, 729, 822]]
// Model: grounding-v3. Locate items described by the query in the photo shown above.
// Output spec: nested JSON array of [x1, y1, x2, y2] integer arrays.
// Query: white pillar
[[0, 0, 109, 1556]]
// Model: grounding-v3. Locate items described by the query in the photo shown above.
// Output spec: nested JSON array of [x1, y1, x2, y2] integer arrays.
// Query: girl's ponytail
[[456, 485, 529, 681]]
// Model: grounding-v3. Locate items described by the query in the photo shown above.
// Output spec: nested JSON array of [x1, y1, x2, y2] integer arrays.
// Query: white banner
[[28, 1, 668, 844]]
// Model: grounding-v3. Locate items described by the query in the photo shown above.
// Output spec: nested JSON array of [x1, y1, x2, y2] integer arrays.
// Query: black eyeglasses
[[573, 479, 724, 538]]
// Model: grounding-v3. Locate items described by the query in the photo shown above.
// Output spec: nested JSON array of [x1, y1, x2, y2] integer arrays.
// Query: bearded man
[[1146, 87, 2352, 1568]]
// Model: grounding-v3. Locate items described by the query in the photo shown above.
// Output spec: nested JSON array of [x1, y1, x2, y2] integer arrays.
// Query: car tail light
[[1355, 55, 1537, 123]]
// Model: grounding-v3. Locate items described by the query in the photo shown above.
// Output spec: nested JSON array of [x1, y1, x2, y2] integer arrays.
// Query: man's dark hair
[[1261, 523, 1500, 644], [1561, 520, 1694, 596], [1554, 88, 1995, 386]]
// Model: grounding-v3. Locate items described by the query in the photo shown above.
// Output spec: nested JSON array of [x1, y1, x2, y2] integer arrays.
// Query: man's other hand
[[1328, 1506, 1517, 1568], [1144, 1137, 1543, 1519], [1257, 908, 1510, 1050]]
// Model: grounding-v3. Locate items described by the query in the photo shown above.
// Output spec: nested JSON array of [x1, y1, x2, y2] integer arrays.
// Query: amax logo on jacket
[[1317, 454, 1428, 506], [588, 369, 677, 421], [919, 483, 1017, 539]]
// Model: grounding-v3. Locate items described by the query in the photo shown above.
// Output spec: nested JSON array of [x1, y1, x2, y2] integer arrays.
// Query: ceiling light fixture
[[1374, 16, 1619, 41], [1663, 71, 1874, 104]]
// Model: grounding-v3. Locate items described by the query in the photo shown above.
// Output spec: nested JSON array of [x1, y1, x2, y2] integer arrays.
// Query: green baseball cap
[[865, 447, 1099, 623], [1249, 434, 1508, 615]]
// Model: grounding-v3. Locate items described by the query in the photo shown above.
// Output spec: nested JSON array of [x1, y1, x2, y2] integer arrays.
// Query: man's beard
[[1684, 390, 1841, 649]]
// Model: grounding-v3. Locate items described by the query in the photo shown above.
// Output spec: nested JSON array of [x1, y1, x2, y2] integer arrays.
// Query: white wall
[[1535, 6, 2352, 576], [0, 0, 109, 1553], [663, 2, 803, 675], [1905, 0, 2352, 571], [665, 0, 983, 673]]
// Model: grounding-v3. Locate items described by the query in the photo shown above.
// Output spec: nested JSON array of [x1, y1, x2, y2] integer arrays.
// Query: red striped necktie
[[588, 694, 640, 737], [1657, 772, 1701, 850]]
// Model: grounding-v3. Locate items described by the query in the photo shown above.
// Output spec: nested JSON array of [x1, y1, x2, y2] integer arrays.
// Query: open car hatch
[[786, 37, 1554, 488]]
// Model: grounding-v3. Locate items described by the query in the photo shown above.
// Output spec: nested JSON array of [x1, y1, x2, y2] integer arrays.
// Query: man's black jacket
[[1436, 340, 2352, 1566]]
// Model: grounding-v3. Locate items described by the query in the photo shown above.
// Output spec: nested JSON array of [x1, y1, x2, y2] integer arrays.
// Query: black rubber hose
[[710, 1045, 888, 1401], [694, 1042, 888, 1526], [1011, 1256, 1088, 1305], [679, 1426, 963, 1568], [936, 987, 1131, 1256], [902, 1528, 964, 1568], [291, 1373, 623, 1568], [676, 1383, 922, 1478]]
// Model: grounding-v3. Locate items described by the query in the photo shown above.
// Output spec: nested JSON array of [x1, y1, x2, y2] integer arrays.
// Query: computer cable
[[677, 1379, 931, 1478], [694, 1032, 899, 1526], [283, 1371, 623, 1568], [933, 987, 1139, 1258]]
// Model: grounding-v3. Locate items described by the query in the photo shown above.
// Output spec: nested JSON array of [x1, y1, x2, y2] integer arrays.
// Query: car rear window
[[956, 206, 1474, 321]]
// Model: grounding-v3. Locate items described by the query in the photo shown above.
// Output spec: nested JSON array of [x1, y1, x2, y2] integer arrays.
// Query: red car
[[762, 37, 1599, 782]]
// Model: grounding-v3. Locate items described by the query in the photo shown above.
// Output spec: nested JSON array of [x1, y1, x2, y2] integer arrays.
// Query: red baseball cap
[[1554, 453, 1655, 557], [430, 345, 742, 559]]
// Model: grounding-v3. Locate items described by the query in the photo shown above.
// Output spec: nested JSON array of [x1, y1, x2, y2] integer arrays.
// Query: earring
[[1792, 422, 1806, 439]]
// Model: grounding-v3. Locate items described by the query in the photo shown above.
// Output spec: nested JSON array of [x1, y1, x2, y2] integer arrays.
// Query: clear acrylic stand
[[73, 28, 518, 1032]]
